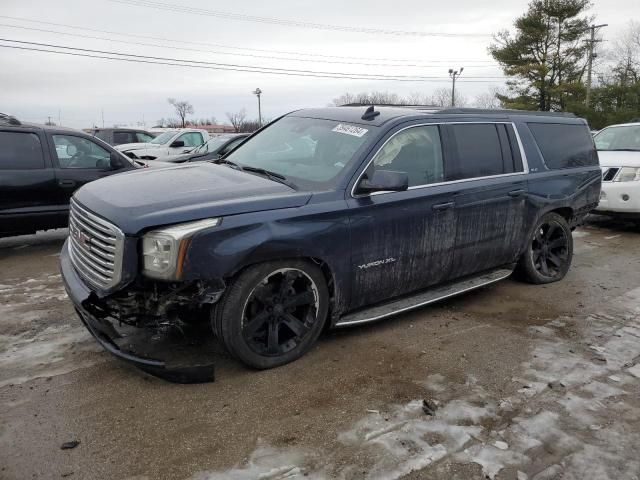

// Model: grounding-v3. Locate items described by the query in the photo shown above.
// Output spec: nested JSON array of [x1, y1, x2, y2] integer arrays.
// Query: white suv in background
[[594, 122, 640, 222], [116, 129, 209, 160]]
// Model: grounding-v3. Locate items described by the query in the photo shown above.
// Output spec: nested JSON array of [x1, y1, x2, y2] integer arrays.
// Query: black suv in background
[[0, 118, 142, 237], [87, 128, 156, 146], [61, 106, 601, 376]]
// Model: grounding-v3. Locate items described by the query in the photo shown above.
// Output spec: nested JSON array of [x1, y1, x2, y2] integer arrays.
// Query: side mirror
[[171, 140, 185, 148], [357, 170, 409, 194], [109, 151, 125, 170]]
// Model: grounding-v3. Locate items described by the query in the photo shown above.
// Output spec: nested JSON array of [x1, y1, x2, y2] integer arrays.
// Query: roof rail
[[341, 103, 445, 111], [436, 108, 576, 118], [0, 112, 22, 126]]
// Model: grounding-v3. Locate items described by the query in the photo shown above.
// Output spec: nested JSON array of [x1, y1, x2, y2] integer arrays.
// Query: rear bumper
[[60, 239, 215, 383]]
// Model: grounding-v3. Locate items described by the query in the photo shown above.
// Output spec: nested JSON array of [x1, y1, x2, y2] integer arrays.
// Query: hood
[[116, 142, 155, 151], [74, 163, 311, 234], [597, 150, 640, 168]]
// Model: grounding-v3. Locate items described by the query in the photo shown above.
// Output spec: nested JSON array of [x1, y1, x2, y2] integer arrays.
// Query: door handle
[[58, 179, 77, 188], [432, 201, 455, 211], [508, 189, 525, 197]]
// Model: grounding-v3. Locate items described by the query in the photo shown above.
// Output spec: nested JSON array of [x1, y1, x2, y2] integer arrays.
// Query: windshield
[[195, 136, 232, 154], [226, 117, 373, 188], [149, 131, 178, 145], [594, 125, 640, 151]]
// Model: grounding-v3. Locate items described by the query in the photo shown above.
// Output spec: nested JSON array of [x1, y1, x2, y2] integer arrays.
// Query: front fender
[[180, 202, 352, 315]]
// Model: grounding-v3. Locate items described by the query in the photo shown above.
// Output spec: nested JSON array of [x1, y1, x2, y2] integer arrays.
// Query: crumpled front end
[[60, 238, 221, 383]]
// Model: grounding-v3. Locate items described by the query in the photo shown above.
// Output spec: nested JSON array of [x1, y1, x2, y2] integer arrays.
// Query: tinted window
[[0, 131, 44, 169], [53, 135, 111, 169], [113, 131, 136, 145], [449, 124, 504, 180], [372, 126, 444, 187], [529, 123, 597, 169], [220, 136, 246, 155]]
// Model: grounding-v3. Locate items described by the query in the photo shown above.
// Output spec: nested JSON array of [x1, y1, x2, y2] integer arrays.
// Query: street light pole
[[448, 67, 464, 107], [253, 88, 262, 127], [585, 23, 607, 108]]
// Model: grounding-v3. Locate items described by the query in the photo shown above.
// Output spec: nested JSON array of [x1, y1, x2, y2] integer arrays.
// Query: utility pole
[[101, 109, 105, 128], [253, 88, 262, 127], [448, 67, 464, 107], [585, 23, 607, 108]]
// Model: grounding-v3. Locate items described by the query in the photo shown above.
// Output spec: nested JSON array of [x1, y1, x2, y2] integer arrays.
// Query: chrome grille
[[68, 198, 124, 290]]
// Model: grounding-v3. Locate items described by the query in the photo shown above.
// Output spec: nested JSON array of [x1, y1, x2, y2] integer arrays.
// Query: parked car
[[60, 106, 600, 378], [593, 122, 640, 222], [115, 129, 209, 160], [162, 133, 249, 164], [87, 128, 156, 146], [0, 119, 156, 237]]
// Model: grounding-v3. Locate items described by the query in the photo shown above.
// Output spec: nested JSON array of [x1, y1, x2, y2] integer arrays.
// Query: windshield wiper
[[212, 157, 240, 168], [606, 148, 640, 152], [240, 166, 296, 188]]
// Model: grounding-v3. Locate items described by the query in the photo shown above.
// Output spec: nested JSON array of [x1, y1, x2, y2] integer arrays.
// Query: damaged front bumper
[[60, 239, 216, 383]]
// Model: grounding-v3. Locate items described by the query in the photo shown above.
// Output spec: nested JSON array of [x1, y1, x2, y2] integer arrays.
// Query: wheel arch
[[223, 254, 341, 324]]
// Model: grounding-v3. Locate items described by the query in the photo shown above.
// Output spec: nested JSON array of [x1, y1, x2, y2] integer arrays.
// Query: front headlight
[[142, 218, 221, 280], [614, 167, 640, 182]]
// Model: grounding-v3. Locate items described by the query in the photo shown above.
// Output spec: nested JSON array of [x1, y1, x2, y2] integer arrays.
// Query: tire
[[214, 260, 329, 369], [516, 212, 573, 284]]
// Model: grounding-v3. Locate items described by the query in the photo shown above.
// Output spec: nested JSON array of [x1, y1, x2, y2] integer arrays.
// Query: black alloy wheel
[[517, 212, 573, 284], [531, 220, 569, 278], [242, 269, 319, 357], [215, 260, 329, 369]]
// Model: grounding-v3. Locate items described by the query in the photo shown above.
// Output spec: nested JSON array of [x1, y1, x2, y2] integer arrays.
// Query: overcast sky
[[0, 0, 637, 128]]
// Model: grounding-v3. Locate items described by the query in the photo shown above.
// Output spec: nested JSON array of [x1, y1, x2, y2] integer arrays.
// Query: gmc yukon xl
[[60, 106, 601, 378]]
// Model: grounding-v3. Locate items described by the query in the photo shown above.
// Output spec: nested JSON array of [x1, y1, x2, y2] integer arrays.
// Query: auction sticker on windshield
[[332, 124, 368, 138]]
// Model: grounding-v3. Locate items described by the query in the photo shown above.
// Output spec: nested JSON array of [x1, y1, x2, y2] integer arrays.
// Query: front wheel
[[214, 260, 329, 369], [517, 212, 573, 284]]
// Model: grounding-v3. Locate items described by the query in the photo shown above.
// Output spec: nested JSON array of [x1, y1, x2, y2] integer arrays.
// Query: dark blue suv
[[60, 106, 600, 375]]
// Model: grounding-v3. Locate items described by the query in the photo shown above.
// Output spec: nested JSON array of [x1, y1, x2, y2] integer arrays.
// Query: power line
[[111, 0, 492, 38], [0, 38, 507, 81], [0, 42, 505, 83], [0, 23, 502, 69], [0, 15, 496, 64]]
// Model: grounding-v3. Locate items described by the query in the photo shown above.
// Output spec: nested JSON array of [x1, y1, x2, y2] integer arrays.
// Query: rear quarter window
[[528, 123, 597, 169], [0, 131, 45, 169]]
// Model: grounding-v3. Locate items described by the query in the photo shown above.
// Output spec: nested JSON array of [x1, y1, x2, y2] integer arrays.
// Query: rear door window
[[0, 131, 45, 169], [448, 124, 504, 180], [373, 125, 444, 187], [528, 123, 597, 169]]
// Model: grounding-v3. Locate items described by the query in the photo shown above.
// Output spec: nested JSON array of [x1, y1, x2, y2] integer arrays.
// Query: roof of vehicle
[[290, 106, 581, 127], [599, 122, 640, 129], [88, 127, 154, 132]]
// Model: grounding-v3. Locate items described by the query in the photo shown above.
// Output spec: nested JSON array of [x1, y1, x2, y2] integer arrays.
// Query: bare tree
[[427, 87, 468, 107], [226, 109, 247, 133], [168, 98, 194, 128], [473, 87, 507, 109]]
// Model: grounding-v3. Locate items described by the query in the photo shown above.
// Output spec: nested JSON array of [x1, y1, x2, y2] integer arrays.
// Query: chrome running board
[[335, 268, 514, 327]]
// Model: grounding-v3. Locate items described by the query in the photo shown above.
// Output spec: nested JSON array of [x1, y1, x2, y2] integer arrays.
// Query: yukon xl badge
[[358, 257, 397, 270]]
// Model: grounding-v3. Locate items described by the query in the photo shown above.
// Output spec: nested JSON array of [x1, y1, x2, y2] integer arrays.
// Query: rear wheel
[[517, 212, 573, 284], [214, 260, 329, 369]]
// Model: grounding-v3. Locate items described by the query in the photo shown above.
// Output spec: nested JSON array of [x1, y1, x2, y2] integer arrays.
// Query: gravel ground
[[1, 215, 639, 480]]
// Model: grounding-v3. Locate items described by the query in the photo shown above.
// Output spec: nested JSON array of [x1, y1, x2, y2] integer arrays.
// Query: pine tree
[[489, 0, 592, 111]]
